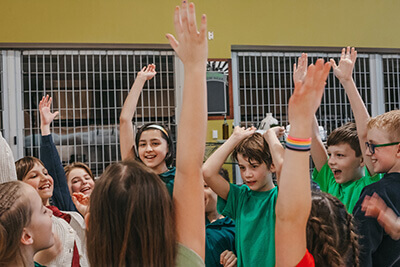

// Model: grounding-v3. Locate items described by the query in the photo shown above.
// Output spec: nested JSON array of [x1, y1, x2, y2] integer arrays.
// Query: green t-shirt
[[312, 161, 383, 213], [176, 243, 205, 267], [217, 183, 277, 267]]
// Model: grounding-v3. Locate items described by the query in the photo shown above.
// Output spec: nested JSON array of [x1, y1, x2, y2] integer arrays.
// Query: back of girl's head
[[15, 156, 45, 181], [0, 181, 31, 265], [64, 162, 94, 181], [306, 191, 359, 267], [135, 123, 174, 166], [87, 160, 176, 267], [232, 133, 273, 169]]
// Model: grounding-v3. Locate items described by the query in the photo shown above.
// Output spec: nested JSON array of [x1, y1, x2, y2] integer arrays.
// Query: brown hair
[[15, 156, 45, 181], [232, 133, 273, 169], [64, 162, 94, 182], [86, 160, 176, 267], [327, 122, 361, 157], [367, 110, 400, 142], [306, 192, 359, 267], [0, 181, 32, 266]]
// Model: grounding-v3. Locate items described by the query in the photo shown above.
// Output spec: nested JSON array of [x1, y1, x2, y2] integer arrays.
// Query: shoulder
[[176, 243, 205, 267]]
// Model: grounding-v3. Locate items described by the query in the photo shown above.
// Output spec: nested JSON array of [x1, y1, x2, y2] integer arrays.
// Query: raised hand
[[289, 59, 331, 129], [136, 64, 157, 81], [293, 53, 308, 84], [166, 1, 207, 68], [231, 126, 256, 141], [72, 192, 90, 216], [267, 126, 285, 139], [330, 47, 357, 82], [39, 95, 59, 126]]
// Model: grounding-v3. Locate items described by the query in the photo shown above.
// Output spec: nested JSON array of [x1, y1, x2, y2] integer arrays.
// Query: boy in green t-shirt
[[203, 127, 278, 267], [297, 48, 382, 213]]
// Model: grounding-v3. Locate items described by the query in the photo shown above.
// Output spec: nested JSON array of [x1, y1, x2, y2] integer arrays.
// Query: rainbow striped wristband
[[286, 135, 311, 151]]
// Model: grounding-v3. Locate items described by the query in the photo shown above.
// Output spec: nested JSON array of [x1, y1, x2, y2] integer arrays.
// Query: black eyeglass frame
[[365, 141, 400, 154]]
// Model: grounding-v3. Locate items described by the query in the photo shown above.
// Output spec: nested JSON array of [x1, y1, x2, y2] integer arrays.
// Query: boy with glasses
[[353, 110, 400, 266]]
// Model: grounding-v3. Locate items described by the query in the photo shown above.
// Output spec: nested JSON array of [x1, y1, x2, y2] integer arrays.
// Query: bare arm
[[330, 47, 374, 175], [166, 2, 208, 258], [276, 59, 331, 266], [263, 126, 285, 184], [310, 116, 328, 171], [119, 64, 156, 160], [202, 126, 255, 200]]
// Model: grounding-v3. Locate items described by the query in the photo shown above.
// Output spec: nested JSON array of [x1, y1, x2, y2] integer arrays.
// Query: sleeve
[[40, 134, 76, 212], [311, 161, 333, 192], [0, 132, 17, 183], [217, 183, 242, 220], [353, 188, 384, 267]]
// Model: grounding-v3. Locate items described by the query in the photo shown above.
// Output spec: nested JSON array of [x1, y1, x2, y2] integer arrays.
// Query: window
[[22, 50, 176, 176], [383, 56, 400, 111], [234, 52, 372, 135]]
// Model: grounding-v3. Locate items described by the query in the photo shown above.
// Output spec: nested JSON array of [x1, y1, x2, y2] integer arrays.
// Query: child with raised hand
[[352, 110, 400, 266], [362, 192, 400, 241], [0, 181, 54, 267], [276, 58, 360, 267], [85, 2, 208, 266], [39, 95, 93, 216], [294, 50, 381, 214], [202, 125, 277, 266], [119, 64, 178, 195]]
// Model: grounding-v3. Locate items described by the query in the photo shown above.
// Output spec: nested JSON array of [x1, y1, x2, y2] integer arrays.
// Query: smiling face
[[24, 184, 54, 251], [237, 154, 274, 192], [67, 167, 95, 196], [327, 143, 364, 184], [138, 129, 169, 174], [22, 163, 53, 205], [366, 127, 400, 173]]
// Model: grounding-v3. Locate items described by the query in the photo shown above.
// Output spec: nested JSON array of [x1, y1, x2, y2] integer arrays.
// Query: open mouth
[[332, 169, 342, 179], [145, 155, 156, 160], [39, 183, 51, 190], [80, 187, 91, 193], [246, 181, 256, 186]]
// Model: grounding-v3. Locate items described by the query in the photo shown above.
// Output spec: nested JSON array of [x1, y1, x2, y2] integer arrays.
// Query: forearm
[[40, 135, 76, 211], [263, 130, 284, 183], [310, 116, 327, 171]]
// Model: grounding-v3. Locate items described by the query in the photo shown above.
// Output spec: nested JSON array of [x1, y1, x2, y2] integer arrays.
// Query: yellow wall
[[1, 0, 400, 58]]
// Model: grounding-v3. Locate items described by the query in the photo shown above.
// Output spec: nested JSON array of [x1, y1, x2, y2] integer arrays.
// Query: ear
[[359, 156, 365, 167], [268, 163, 276, 173], [85, 212, 90, 231], [20, 228, 34, 246]]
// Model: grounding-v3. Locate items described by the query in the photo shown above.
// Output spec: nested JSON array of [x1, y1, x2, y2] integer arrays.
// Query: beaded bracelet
[[286, 135, 312, 151]]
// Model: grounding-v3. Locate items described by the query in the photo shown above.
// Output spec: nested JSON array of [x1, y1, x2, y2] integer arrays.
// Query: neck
[[154, 163, 169, 174], [388, 160, 400, 173], [7, 251, 34, 267], [42, 198, 50, 206], [206, 209, 222, 223]]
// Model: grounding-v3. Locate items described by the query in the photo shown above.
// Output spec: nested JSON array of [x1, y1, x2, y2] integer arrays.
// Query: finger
[[188, 2, 198, 34], [166, 34, 179, 52], [173, 6, 183, 37], [293, 63, 297, 72], [227, 258, 237, 267], [180, 1, 189, 34], [53, 111, 59, 118], [304, 53, 308, 67], [49, 96, 53, 106], [199, 14, 207, 41], [340, 47, 345, 60], [351, 47, 357, 62], [330, 58, 338, 69], [346, 46, 351, 57]]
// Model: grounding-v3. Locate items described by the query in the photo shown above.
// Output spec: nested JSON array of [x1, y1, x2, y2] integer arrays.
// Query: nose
[[328, 156, 336, 166], [243, 168, 253, 178], [145, 143, 153, 152]]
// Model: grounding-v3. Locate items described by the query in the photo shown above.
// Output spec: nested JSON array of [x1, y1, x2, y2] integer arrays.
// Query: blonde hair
[[367, 110, 400, 142]]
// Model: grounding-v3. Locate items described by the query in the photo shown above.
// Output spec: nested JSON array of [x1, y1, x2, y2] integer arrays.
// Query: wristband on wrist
[[286, 135, 311, 151]]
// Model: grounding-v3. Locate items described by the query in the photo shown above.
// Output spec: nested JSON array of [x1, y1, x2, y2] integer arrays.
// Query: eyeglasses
[[365, 141, 400, 154]]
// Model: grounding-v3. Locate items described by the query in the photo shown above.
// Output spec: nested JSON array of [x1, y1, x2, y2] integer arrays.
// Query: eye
[[327, 153, 331, 157], [152, 142, 160, 146], [239, 166, 245, 170], [337, 154, 344, 157], [139, 143, 146, 147], [251, 164, 259, 169]]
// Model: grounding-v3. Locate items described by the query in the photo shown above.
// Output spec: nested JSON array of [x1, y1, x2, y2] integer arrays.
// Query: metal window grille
[[22, 50, 176, 177], [382, 55, 400, 111], [235, 52, 372, 135]]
